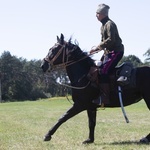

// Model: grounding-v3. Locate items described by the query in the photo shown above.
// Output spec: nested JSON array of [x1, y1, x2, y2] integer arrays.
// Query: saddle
[[87, 62, 135, 87]]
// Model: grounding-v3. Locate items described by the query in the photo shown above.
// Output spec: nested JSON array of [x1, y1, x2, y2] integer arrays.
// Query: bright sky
[[0, 0, 150, 62]]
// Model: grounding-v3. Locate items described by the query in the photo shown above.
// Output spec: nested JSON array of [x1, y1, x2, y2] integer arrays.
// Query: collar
[[100, 16, 109, 25]]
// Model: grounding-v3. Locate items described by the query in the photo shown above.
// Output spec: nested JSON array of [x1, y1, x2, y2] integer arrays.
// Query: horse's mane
[[67, 38, 95, 67]]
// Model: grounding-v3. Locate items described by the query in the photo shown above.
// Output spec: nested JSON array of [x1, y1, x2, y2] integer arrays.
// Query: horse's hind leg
[[140, 94, 150, 143], [44, 104, 84, 141], [82, 109, 97, 144]]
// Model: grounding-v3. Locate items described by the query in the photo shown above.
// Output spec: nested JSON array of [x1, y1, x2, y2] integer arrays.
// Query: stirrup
[[117, 76, 127, 82]]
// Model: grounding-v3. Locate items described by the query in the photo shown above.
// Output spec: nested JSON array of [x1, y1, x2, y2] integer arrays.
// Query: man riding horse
[[90, 4, 124, 106]]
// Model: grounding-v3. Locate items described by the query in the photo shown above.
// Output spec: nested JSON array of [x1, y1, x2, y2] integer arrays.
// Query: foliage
[[0, 51, 69, 101], [118, 55, 143, 67], [143, 48, 150, 60], [143, 48, 150, 65]]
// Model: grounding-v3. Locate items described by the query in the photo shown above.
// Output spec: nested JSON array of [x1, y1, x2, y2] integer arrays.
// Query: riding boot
[[92, 83, 110, 106]]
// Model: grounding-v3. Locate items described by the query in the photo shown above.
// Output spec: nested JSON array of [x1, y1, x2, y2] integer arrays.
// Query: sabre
[[118, 86, 129, 123]]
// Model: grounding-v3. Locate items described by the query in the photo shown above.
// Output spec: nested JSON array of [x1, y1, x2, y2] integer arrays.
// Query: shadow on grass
[[94, 140, 149, 146], [110, 140, 149, 145]]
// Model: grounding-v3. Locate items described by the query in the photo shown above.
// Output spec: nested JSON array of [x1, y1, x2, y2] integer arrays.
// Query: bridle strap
[[52, 45, 65, 64], [45, 43, 65, 65], [44, 42, 101, 69]]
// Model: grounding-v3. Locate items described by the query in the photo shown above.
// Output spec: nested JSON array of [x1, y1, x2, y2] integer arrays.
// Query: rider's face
[[96, 13, 105, 21]]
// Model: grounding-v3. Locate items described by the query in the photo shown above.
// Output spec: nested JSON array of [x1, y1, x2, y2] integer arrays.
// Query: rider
[[90, 4, 124, 105]]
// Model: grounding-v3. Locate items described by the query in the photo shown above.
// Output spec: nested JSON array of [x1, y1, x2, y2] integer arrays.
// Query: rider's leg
[[92, 51, 123, 106], [92, 74, 110, 105]]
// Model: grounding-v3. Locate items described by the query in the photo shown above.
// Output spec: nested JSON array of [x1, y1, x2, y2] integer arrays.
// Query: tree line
[[0, 49, 150, 102], [0, 51, 69, 102]]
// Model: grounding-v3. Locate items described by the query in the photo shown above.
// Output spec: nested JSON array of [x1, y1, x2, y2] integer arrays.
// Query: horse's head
[[41, 33, 65, 72], [41, 33, 96, 75], [41, 33, 85, 72]]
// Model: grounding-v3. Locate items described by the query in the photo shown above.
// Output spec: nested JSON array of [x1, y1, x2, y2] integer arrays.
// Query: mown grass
[[0, 97, 149, 150]]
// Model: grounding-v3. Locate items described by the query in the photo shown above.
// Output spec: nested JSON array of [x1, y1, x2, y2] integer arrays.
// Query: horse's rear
[[105, 66, 150, 108], [136, 66, 150, 109], [135, 66, 150, 143]]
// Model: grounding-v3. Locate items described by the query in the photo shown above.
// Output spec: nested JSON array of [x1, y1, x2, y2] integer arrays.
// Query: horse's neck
[[66, 62, 90, 84]]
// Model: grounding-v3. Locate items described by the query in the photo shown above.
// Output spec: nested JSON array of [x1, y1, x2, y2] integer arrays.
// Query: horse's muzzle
[[41, 59, 49, 72]]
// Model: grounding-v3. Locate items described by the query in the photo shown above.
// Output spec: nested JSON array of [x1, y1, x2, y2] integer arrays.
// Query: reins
[[45, 42, 101, 70], [44, 42, 99, 89], [57, 79, 91, 90]]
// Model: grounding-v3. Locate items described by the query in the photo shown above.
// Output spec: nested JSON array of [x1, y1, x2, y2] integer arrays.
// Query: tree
[[0, 51, 46, 101], [44, 68, 70, 97], [118, 55, 143, 67], [143, 48, 150, 61], [143, 49, 150, 65], [0, 50, 69, 101]]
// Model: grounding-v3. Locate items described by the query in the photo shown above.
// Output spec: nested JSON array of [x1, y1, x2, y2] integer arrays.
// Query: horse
[[41, 33, 150, 144]]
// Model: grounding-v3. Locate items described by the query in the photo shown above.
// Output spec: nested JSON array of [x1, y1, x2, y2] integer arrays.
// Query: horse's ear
[[60, 33, 64, 44], [57, 33, 64, 44], [57, 36, 60, 43]]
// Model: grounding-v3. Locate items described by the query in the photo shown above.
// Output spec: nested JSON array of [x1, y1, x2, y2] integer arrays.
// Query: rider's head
[[96, 4, 110, 21]]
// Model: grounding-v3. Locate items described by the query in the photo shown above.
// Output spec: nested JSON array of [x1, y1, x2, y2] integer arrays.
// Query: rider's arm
[[90, 46, 102, 54]]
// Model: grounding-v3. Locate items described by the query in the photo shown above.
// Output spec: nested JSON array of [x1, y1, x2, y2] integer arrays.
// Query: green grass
[[0, 97, 149, 150]]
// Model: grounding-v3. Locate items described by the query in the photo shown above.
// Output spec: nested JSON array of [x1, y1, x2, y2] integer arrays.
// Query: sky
[[0, 0, 150, 62]]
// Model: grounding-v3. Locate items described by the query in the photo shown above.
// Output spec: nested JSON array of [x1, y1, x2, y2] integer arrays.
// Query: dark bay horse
[[41, 34, 150, 144]]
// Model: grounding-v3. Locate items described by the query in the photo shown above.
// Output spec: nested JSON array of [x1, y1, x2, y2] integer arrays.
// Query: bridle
[[43, 42, 92, 89], [44, 42, 74, 70], [44, 42, 96, 70]]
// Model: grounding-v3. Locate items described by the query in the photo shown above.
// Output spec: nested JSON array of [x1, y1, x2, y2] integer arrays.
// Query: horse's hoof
[[44, 135, 52, 141], [82, 138, 94, 144], [140, 134, 150, 144], [139, 137, 150, 144]]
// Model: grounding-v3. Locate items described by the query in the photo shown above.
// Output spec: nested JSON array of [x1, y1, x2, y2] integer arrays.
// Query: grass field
[[0, 97, 149, 150]]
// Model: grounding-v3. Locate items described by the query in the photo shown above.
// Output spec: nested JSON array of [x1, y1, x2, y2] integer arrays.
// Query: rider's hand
[[90, 49, 96, 54], [90, 45, 103, 54]]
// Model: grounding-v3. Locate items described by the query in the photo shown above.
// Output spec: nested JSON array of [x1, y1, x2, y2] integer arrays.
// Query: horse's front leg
[[83, 109, 97, 144], [44, 104, 83, 142]]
